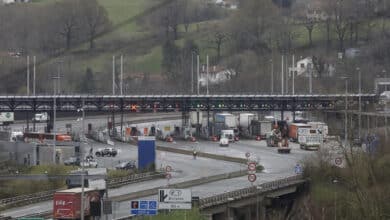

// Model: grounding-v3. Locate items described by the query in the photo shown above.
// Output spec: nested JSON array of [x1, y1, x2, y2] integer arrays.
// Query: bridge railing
[[198, 175, 304, 209]]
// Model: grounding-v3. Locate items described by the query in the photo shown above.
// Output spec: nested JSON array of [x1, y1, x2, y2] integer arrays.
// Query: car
[[219, 137, 229, 147], [115, 161, 136, 170], [64, 157, 80, 166], [80, 158, 98, 168], [95, 147, 117, 157]]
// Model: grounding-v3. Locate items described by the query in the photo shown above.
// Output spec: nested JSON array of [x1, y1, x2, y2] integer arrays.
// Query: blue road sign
[[294, 164, 302, 174], [130, 200, 158, 216]]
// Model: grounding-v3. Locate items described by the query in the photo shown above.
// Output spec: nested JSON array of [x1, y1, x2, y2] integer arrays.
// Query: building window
[[300, 63, 305, 68]]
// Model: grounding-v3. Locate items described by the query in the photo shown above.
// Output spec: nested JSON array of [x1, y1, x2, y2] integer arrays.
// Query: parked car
[[115, 161, 136, 170], [95, 147, 117, 157], [64, 157, 80, 166]]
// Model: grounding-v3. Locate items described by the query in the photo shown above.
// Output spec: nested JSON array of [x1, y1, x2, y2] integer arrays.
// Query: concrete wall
[[0, 141, 77, 166]]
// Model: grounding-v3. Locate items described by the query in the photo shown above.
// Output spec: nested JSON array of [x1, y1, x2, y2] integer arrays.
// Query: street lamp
[[339, 77, 349, 147], [77, 100, 86, 220], [270, 59, 274, 94]]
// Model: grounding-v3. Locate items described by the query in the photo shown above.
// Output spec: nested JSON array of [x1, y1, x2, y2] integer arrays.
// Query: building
[[0, 0, 30, 4], [289, 57, 335, 78], [198, 66, 236, 87]]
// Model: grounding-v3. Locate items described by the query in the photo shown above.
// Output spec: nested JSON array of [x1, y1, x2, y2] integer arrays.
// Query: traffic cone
[[256, 136, 261, 141], [190, 136, 196, 142], [234, 136, 239, 142], [166, 136, 173, 142], [212, 136, 218, 142]]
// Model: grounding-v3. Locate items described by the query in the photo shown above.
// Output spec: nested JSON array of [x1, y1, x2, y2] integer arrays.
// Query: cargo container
[[288, 123, 311, 142], [53, 187, 101, 219], [250, 120, 272, 138], [190, 111, 203, 125], [0, 112, 14, 125], [215, 113, 236, 128], [298, 129, 323, 150]]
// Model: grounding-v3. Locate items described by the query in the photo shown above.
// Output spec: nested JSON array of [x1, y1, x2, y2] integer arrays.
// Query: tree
[[161, 40, 181, 81], [55, 0, 82, 50], [78, 68, 95, 93], [209, 28, 229, 62], [79, 0, 111, 50], [230, 0, 281, 54]]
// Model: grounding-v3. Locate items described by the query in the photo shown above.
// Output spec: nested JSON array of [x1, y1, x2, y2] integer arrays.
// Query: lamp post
[[77, 101, 85, 220], [270, 59, 274, 94]]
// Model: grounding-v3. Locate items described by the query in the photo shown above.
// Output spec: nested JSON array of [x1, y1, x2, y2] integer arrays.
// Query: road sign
[[248, 174, 257, 182], [158, 189, 192, 210], [294, 164, 302, 174], [248, 162, 257, 171], [335, 157, 342, 166], [130, 200, 158, 216], [165, 165, 172, 172], [245, 152, 250, 158], [165, 173, 172, 180]]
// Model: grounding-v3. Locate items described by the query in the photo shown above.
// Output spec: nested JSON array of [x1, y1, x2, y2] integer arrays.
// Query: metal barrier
[[198, 175, 304, 209]]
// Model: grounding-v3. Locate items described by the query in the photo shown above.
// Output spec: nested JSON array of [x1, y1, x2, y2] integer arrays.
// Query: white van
[[221, 130, 235, 142]]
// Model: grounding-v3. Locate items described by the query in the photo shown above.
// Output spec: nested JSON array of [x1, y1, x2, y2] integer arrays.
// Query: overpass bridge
[[0, 94, 378, 112]]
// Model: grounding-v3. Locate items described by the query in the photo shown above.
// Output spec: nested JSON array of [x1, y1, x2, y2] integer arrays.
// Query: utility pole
[[271, 59, 274, 94], [191, 52, 194, 94], [309, 63, 313, 94], [33, 56, 36, 95], [112, 56, 116, 95], [27, 56, 30, 96], [345, 81, 348, 142], [358, 67, 361, 141], [79, 100, 85, 220], [292, 55, 295, 95], [286, 54, 288, 94], [206, 55, 209, 95], [120, 55, 123, 95], [197, 55, 200, 95], [281, 55, 284, 95]]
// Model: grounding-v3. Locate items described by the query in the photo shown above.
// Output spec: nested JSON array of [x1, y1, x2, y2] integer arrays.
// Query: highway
[[93, 139, 314, 219]]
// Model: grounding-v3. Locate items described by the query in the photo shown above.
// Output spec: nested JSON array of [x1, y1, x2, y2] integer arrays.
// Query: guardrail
[[198, 175, 305, 209], [0, 172, 164, 210]]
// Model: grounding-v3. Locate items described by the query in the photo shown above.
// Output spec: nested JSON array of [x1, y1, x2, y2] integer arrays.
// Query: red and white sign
[[248, 162, 257, 171], [248, 174, 257, 182], [245, 152, 251, 158], [165, 173, 172, 180], [335, 157, 342, 166], [166, 165, 172, 173]]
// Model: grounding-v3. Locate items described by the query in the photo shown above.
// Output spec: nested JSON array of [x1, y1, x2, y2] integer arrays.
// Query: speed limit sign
[[165, 165, 172, 172], [248, 174, 257, 182], [248, 162, 257, 171], [335, 158, 342, 166], [165, 173, 172, 180]]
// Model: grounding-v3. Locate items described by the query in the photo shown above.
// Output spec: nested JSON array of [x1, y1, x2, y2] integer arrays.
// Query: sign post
[[158, 189, 192, 210], [130, 200, 158, 216], [247, 161, 257, 186]]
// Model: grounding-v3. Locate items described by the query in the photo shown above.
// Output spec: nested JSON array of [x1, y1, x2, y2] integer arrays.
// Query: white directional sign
[[158, 189, 192, 210]]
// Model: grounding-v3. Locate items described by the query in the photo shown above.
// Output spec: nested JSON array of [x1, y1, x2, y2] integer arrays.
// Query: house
[[198, 66, 236, 87], [213, 0, 238, 9], [289, 57, 335, 78], [1, 0, 30, 4]]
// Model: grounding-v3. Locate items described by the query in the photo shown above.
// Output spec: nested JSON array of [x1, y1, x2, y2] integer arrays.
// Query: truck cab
[[220, 130, 235, 142], [33, 112, 49, 123]]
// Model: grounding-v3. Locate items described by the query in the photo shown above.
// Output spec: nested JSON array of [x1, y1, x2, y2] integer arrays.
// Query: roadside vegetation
[[133, 209, 205, 220], [0, 164, 74, 199], [297, 133, 390, 219]]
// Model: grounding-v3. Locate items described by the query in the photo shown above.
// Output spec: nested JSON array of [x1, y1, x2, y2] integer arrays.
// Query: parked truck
[[250, 120, 272, 139], [288, 123, 311, 142], [238, 113, 255, 137], [53, 187, 101, 219], [298, 129, 323, 150], [0, 112, 14, 125]]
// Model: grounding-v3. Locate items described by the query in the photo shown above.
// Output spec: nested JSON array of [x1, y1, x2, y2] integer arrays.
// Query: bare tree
[[209, 28, 229, 62], [55, 0, 82, 50], [79, 0, 111, 50]]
